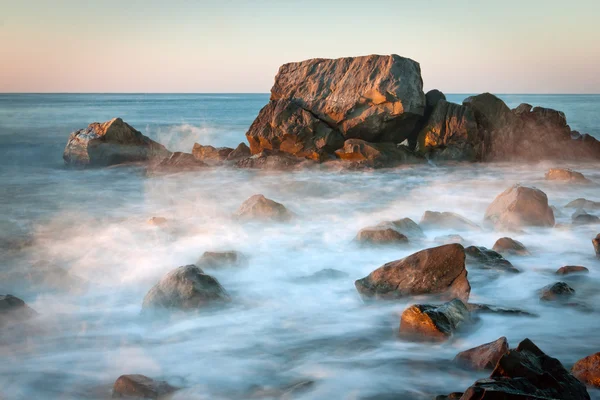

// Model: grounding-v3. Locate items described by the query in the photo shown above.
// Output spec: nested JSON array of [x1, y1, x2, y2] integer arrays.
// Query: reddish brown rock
[[235, 150, 308, 170], [572, 352, 600, 388], [556, 266, 589, 275], [545, 168, 591, 183], [147, 217, 168, 226], [420, 211, 481, 231], [334, 139, 423, 168], [192, 143, 234, 161], [234, 194, 294, 222], [539, 282, 575, 302], [399, 299, 471, 342], [454, 337, 509, 370], [151, 151, 207, 172], [594, 234, 600, 259], [226, 142, 251, 161], [355, 244, 470, 301], [112, 374, 177, 399], [492, 237, 529, 255], [484, 185, 555, 230], [376, 218, 425, 239], [434, 234, 467, 245], [355, 227, 408, 246]]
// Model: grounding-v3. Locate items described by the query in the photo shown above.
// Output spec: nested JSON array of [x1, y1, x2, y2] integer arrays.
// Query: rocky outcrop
[[192, 143, 233, 162], [197, 251, 247, 269], [234, 194, 294, 222], [420, 211, 481, 231], [142, 265, 230, 311], [150, 151, 207, 173], [565, 198, 600, 210], [399, 299, 471, 342], [226, 142, 251, 160], [545, 168, 591, 183], [376, 218, 425, 239], [0, 294, 37, 327], [112, 374, 177, 399], [334, 139, 423, 168], [63, 118, 170, 167], [572, 352, 600, 388], [465, 246, 519, 273], [354, 227, 408, 246], [235, 150, 308, 170], [539, 282, 575, 302], [492, 237, 529, 255], [355, 244, 470, 301], [454, 337, 509, 371], [484, 185, 555, 230], [556, 266, 589, 275], [594, 234, 600, 258]]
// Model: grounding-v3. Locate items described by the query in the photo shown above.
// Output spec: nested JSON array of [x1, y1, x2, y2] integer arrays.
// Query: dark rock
[[197, 251, 247, 269], [465, 246, 520, 273], [234, 194, 294, 222], [425, 89, 446, 112], [141, 265, 230, 311], [513, 103, 533, 115], [556, 266, 589, 275], [112, 374, 177, 399], [355, 227, 409, 246], [297, 268, 349, 282], [572, 211, 600, 225], [565, 198, 600, 210], [484, 185, 555, 230], [235, 150, 307, 170], [434, 234, 468, 245], [572, 352, 600, 388], [492, 237, 529, 256], [454, 337, 509, 370], [334, 139, 423, 168], [226, 142, 251, 161], [150, 152, 207, 173], [594, 234, 600, 258], [63, 118, 170, 167], [539, 282, 575, 302], [0, 294, 37, 327], [399, 299, 471, 342], [355, 244, 470, 301], [192, 143, 234, 161], [434, 393, 463, 400], [420, 211, 481, 231], [376, 217, 425, 239], [545, 168, 591, 183], [467, 303, 537, 317]]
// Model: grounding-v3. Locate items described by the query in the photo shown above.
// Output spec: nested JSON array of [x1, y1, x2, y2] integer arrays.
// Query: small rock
[[454, 336, 509, 370], [150, 152, 207, 173], [226, 143, 251, 161], [539, 282, 575, 302], [434, 234, 467, 245], [556, 266, 589, 275], [545, 168, 591, 183], [565, 198, 600, 210], [297, 268, 349, 282], [148, 217, 168, 226], [467, 303, 537, 317], [572, 211, 600, 225], [234, 194, 294, 222], [419, 211, 481, 231], [594, 234, 600, 258], [197, 251, 247, 269], [485, 184, 555, 230], [0, 294, 37, 327], [376, 218, 425, 239], [112, 374, 177, 399], [492, 237, 529, 256], [399, 299, 471, 342], [192, 143, 233, 161], [572, 352, 600, 388], [355, 227, 409, 246], [465, 246, 519, 273]]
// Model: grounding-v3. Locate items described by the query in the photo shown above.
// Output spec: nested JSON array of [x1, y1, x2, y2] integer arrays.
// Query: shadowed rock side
[[376, 217, 425, 239], [63, 118, 170, 167], [0, 294, 37, 327], [454, 337, 509, 370], [539, 282, 575, 302], [465, 246, 520, 273], [399, 299, 471, 342], [485, 185, 555, 230], [112, 374, 178, 399], [355, 244, 470, 301], [572, 352, 600, 388], [334, 139, 423, 167]]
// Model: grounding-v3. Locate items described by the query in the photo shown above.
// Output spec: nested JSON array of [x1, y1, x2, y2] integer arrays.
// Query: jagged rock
[[572, 352, 600, 388], [376, 218, 425, 239], [192, 143, 234, 161], [0, 294, 37, 327], [150, 152, 207, 172], [513, 103, 533, 115], [197, 251, 247, 269], [63, 118, 170, 167], [539, 282, 575, 302], [572, 211, 600, 225], [141, 265, 230, 311], [355, 244, 470, 301], [492, 237, 529, 255], [565, 198, 600, 210], [399, 299, 471, 342], [425, 89, 446, 113], [465, 246, 520, 273], [484, 185, 555, 229], [545, 168, 591, 183], [147, 217, 168, 226], [234, 194, 294, 222], [354, 227, 408, 246], [420, 211, 481, 231], [434, 234, 468, 245], [454, 337, 509, 370], [334, 139, 423, 168], [235, 150, 308, 170], [556, 266, 589, 275], [594, 234, 600, 258], [112, 374, 177, 399], [226, 142, 251, 160]]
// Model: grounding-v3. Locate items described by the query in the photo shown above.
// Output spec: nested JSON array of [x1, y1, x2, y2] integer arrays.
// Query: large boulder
[[484, 185, 555, 230], [399, 299, 471, 342], [112, 374, 177, 399], [63, 118, 170, 167], [572, 352, 600, 388], [142, 265, 230, 311], [420, 211, 481, 231], [334, 139, 423, 168], [355, 244, 470, 301], [234, 194, 294, 222], [0, 294, 37, 327], [454, 337, 509, 371]]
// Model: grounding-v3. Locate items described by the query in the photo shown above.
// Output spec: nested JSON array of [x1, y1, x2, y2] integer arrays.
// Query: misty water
[[1, 94, 599, 399]]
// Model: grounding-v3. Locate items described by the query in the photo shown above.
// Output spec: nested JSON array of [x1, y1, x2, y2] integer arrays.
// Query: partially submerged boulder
[[334, 139, 423, 168], [484, 185, 555, 229], [492, 237, 529, 256], [63, 118, 170, 167], [296, 268, 349, 283], [420, 211, 481, 231], [539, 282, 575, 302], [556, 266, 589, 275], [192, 143, 234, 162], [376, 217, 425, 239], [594, 234, 600, 259], [434, 234, 468, 245], [545, 168, 591, 183], [234, 194, 294, 222], [197, 251, 247, 269], [454, 337, 509, 371], [572, 211, 600, 225], [572, 352, 600, 388], [465, 246, 519, 273], [354, 227, 408, 246], [355, 244, 470, 301], [565, 198, 600, 210], [112, 374, 177, 399], [0, 294, 37, 327], [142, 265, 230, 311], [399, 299, 471, 342]]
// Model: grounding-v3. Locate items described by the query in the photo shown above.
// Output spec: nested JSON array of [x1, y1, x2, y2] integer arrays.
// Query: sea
[[0, 93, 599, 399]]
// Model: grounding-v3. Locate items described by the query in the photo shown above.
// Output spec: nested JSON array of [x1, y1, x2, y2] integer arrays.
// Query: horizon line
[[1, 92, 600, 96]]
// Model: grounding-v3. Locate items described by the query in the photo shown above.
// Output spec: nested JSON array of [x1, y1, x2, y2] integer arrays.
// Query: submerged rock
[[0, 294, 37, 327], [112, 374, 177, 399], [197, 251, 247, 269], [399, 299, 471, 342], [539, 282, 575, 302], [296, 268, 349, 282], [556, 266, 589, 275], [234, 194, 294, 222], [572, 352, 600, 388], [484, 185, 555, 230], [420, 211, 481, 231], [334, 139, 423, 168], [572, 211, 600, 225], [492, 237, 529, 256], [465, 246, 519, 273], [192, 143, 234, 162], [545, 168, 591, 183], [454, 337, 509, 371], [355, 244, 470, 301], [354, 227, 408, 246], [565, 198, 600, 210], [63, 118, 170, 167], [376, 218, 425, 239], [467, 303, 537, 317]]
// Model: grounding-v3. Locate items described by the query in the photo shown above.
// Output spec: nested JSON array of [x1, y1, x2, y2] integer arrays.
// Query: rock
[[420, 211, 481, 231], [434, 234, 467, 245], [297, 268, 349, 282], [0, 294, 37, 326], [465, 246, 520, 273], [226, 142, 251, 161], [556, 266, 589, 275], [416, 100, 482, 161], [334, 139, 423, 168], [141, 265, 230, 311], [235, 150, 307, 170], [492, 237, 529, 255], [539, 282, 575, 302], [565, 198, 600, 210], [513, 103, 533, 115], [234, 194, 294, 222], [594, 234, 600, 258], [425, 89, 446, 112], [572, 211, 600, 225], [376, 218, 425, 239], [454, 337, 509, 370], [63, 118, 170, 167], [112, 374, 177, 399], [460, 338, 590, 400], [434, 393, 463, 400], [545, 168, 591, 183], [467, 303, 537, 317], [572, 352, 600, 388], [484, 185, 555, 229], [197, 251, 247, 269], [354, 227, 409, 246], [398, 299, 471, 342], [191, 143, 234, 162], [148, 217, 168, 226], [150, 152, 207, 173], [268, 54, 425, 144], [355, 244, 470, 301]]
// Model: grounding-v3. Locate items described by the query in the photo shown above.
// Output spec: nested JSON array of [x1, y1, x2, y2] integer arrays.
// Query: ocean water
[[0, 94, 599, 399]]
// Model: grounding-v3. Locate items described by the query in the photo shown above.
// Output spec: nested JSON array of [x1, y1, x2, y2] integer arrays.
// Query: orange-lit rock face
[[399, 299, 471, 342], [454, 337, 509, 370], [572, 352, 600, 388], [544, 168, 590, 183]]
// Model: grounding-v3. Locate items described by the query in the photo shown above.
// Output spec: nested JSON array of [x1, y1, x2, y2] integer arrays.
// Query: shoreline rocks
[[492, 237, 529, 256], [354, 227, 409, 246], [192, 143, 234, 162], [399, 299, 471, 342]]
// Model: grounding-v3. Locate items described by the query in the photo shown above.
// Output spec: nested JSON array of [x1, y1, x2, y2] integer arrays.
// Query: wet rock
[[565, 198, 600, 210], [545, 168, 591, 183], [572, 352, 600, 388], [334, 139, 423, 168], [399, 299, 471, 342], [376, 218, 425, 239], [420, 211, 481, 231], [492, 237, 529, 256], [0, 294, 37, 326], [112, 374, 177, 399], [355, 227, 409, 246], [454, 336, 509, 370], [63, 118, 170, 167], [465, 246, 520, 273], [539, 282, 575, 302], [594, 234, 600, 258], [467, 303, 537, 317], [226, 142, 251, 161], [150, 152, 207, 173], [197, 251, 247, 269], [434, 234, 467, 245], [234, 194, 294, 222], [556, 266, 589, 275], [572, 211, 600, 225], [484, 185, 555, 230], [142, 265, 230, 311], [460, 338, 590, 399], [235, 150, 308, 170], [192, 143, 234, 161], [147, 217, 168, 226], [297, 268, 349, 282], [355, 244, 470, 301]]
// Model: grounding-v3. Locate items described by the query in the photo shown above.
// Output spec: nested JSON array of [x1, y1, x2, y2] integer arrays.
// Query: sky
[[1, 0, 599, 93]]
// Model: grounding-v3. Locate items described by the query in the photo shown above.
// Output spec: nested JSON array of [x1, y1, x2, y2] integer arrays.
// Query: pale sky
[[1, 0, 599, 93]]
